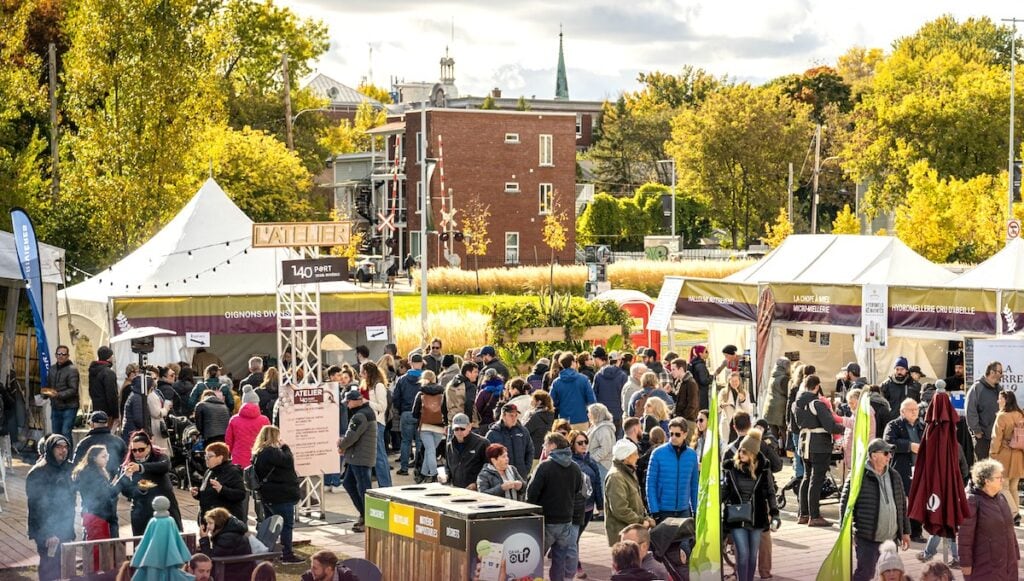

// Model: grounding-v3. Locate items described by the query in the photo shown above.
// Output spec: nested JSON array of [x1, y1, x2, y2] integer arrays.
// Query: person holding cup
[[191, 442, 247, 524], [477, 443, 526, 500], [26, 434, 76, 581]]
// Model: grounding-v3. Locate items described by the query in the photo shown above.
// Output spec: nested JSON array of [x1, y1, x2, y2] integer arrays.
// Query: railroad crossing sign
[[1008, 219, 1021, 240], [440, 206, 457, 229], [377, 211, 396, 234]]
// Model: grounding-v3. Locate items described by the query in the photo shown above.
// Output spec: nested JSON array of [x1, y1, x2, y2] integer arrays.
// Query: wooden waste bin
[[365, 483, 545, 580]]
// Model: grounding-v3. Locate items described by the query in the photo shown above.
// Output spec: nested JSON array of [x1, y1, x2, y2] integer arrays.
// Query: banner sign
[[281, 257, 348, 285], [10, 208, 52, 386], [252, 221, 351, 248], [971, 339, 1024, 401], [861, 284, 888, 349], [676, 279, 758, 322], [772, 284, 860, 326], [277, 384, 340, 478], [1000, 290, 1024, 335], [888, 287, 997, 335]]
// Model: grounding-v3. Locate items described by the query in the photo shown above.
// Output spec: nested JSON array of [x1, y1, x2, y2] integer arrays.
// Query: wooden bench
[[211, 551, 281, 581], [60, 533, 197, 580]]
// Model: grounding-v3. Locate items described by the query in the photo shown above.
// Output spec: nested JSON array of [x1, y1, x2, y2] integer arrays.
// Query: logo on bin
[[503, 532, 542, 578]]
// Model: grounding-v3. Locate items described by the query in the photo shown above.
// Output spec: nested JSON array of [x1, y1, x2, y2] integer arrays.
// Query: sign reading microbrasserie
[[252, 221, 351, 248]]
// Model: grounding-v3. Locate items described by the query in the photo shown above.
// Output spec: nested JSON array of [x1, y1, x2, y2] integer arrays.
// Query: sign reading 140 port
[[282, 257, 349, 285]]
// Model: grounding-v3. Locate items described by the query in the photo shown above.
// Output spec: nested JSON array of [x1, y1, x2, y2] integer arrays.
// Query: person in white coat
[[360, 361, 392, 487], [719, 371, 754, 452], [146, 368, 173, 454]]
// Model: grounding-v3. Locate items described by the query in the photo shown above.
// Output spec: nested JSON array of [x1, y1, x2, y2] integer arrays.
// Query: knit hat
[[613, 439, 638, 462], [241, 384, 259, 404], [441, 354, 456, 368], [592, 346, 608, 360], [738, 428, 763, 458], [875, 540, 904, 574], [894, 356, 909, 370]]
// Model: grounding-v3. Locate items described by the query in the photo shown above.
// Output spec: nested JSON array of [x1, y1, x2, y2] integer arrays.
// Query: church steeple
[[555, 26, 569, 100]]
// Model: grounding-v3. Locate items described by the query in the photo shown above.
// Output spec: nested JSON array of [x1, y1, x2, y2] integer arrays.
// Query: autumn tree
[[668, 83, 813, 248], [357, 82, 393, 104], [831, 204, 861, 234], [542, 192, 569, 294], [771, 66, 852, 123], [320, 101, 387, 154], [836, 46, 885, 100], [764, 208, 793, 248], [461, 196, 491, 293]]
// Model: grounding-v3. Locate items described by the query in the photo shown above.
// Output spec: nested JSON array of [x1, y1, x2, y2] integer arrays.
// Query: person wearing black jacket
[[689, 346, 713, 410], [72, 445, 120, 561], [46, 346, 81, 442], [190, 442, 247, 524], [26, 434, 76, 581], [524, 391, 556, 460], [88, 346, 119, 424], [721, 431, 780, 581], [445, 413, 488, 488], [526, 432, 586, 581], [194, 390, 230, 444], [156, 366, 183, 417], [793, 375, 844, 526], [840, 439, 911, 581], [251, 425, 304, 564], [485, 403, 535, 479], [883, 398, 926, 542], [118, 431, 182, 535], [881, 357, 921, 410], [74, 411, 127, 476], [172, 366, 196, 416], [199, 507, 253, 581]]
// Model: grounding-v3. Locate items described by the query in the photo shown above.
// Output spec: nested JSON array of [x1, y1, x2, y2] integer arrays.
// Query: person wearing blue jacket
[[551, 353, 597, 431], [592, 348, 628, 438], [393, 353, 424, 475], [646, 418, 699, 521]]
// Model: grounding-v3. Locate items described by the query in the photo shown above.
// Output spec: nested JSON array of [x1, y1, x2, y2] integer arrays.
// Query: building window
[[539, 134, 553, 166], [575, 114, 583, 138], [415, 131, 423, 163], [415, 181, 422, 214], [410, 231, 422, 262], [504, 182, 520, 193], [504, 133, 520, 144], [505, 232, 519, 264], [539, 183, 553, 215]]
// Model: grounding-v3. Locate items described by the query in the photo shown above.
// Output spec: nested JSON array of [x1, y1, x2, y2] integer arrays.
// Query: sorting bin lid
[[368, 483, 541, 519]]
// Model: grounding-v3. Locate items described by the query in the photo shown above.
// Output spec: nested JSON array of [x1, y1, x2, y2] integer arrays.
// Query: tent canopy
[[950, 237, 1024, 289], [0, 230, 64, 286], [726, 234, 956, 286]]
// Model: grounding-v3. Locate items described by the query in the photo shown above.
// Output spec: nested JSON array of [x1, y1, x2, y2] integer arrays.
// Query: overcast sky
[[281, 0, 1017, 102]]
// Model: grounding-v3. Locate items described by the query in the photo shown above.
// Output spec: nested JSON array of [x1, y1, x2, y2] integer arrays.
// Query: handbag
[[725, 474, 754, 525]]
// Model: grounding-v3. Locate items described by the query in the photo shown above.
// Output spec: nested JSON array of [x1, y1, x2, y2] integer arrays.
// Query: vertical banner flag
[[816, 399, 871, 581], [10, 208, 52, 386], [690, 384, 721, 579], [861, 284, 888, 349]]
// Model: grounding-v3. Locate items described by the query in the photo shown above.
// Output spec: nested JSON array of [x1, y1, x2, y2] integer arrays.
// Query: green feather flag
[[690, 384, 721, 580]]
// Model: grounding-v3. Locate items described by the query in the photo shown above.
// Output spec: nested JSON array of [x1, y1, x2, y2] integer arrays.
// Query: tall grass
[[413, 259, 754, 297], [395, 309, 491, 357]]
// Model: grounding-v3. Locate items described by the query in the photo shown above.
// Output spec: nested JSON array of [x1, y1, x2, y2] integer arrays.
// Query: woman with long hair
[[694, 409, 710, 461], [721, 429, 779, 581], [412, 370, 448, 483], [251, 426, 304, 564], [118, 431, 182, 534], [361, 361, 392, 487], [568, 429, 604, 579], [688, 345, 712, 410], [190, 442, 247, 524], [719, 371, 754, 447], [73, 445, 120, 568], [641, 398, 671, 435], [256, 366, 279, 422], [991, 390, 1024, 520], [523, 390, 555, 460], [199, 507, 252, 581]]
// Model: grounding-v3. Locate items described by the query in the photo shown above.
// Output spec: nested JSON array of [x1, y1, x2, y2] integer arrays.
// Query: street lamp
[[656, 159, 677, 243]]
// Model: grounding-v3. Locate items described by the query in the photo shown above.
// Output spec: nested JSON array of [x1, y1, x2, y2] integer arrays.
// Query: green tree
[[479, 95, 496, 110], [319, 101, 387, 154], [515, 96, 530, 111], [831, 204, 860, 234], [575, 193, 622, 247], [668, 83, 813, 248]]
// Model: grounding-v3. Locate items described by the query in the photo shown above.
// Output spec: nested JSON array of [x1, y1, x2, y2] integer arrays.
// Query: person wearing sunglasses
[[569, 430, 604, 579], [118, 431, 182, 535], [43, 345, 81, 442], [445, 413, 488, 489], [840, 438, 910, 581]]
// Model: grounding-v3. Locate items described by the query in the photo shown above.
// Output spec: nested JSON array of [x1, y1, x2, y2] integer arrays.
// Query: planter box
[[580, 325, 623, 341], [516, 326, 566, 342]]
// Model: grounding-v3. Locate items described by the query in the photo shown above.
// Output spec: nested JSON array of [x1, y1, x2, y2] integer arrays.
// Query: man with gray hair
[[883, 398, 926, 543], [621, 363, 647, 419], [239, 356, 264, 390], [620, 523, 670, 579]]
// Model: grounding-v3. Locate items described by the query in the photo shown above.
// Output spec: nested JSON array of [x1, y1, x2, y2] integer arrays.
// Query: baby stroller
[[776, 444, 845, 509], [166, 415, 205, 488], [650, 517, 695, 581]]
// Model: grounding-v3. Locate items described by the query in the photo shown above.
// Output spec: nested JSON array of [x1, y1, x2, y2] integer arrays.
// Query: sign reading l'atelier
[[252, 221, 351, 248]]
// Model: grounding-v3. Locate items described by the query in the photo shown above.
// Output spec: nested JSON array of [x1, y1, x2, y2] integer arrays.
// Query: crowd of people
[[19, 339, 1024, 580]]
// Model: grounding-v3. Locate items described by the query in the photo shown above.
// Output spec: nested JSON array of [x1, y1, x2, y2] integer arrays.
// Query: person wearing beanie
[[437, 353, 460, 388], [882, 356, 920, 412], [874, 540, 906, 581], [241, 384, 260, 405], [721, 428, 780, 581], [604, 438, 654, 546], [88, 346, 120, 425]]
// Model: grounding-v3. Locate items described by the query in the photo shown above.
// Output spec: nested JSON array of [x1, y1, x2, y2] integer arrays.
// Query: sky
[[281, 0, 1017, 102]]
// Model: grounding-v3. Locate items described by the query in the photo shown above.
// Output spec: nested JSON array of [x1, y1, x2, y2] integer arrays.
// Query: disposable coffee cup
[[437, 466, 448, 484]]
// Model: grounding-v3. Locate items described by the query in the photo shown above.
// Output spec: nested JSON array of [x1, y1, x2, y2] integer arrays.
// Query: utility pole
[[48, 43, 59, 198], [1004, 17, 1022, 229], [282, 53, 294, 150], [787, 162, 794, 223], [811, 124, 822, 234]]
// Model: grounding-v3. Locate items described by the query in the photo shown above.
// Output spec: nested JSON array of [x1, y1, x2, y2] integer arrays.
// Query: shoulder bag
[[725, 472, 753, 525]]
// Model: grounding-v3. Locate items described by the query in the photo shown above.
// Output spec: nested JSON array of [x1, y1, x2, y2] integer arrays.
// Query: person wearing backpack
[[412, 370, 448, 483], [883, 398, 927, 543], [990, 389, 1024, 521]]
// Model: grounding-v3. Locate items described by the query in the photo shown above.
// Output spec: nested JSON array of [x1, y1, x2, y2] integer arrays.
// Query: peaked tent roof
[[63, 178, 361, 301], [949, 237, 1024, 289], [725, 234, 956, 286]]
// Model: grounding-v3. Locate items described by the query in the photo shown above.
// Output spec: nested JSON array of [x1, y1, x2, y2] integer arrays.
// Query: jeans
[[264, 501, 296, 557], [595, 463, 609, 503], [418, 430, 443, 477], [799, 452, 830, 519], [922, 535, 959, 561], [51, 407, 77, 442], [853, 538, 881, 581], [399, 411, 418, 471], [731, 527, 763, 581], [790, 433, 805, 478], [343, 464, 373, 519], [375, 423, 393, 487], [543, 522, 579, 581]]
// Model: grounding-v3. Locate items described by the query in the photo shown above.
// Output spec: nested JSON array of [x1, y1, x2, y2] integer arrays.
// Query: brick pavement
[[3, 456, 1024, 580]]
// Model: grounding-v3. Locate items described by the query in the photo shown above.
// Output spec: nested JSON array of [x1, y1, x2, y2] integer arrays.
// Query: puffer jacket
[[593, 364, 628, 420], [840, 464, 910, 542], [475, 377, 504, 427], [48, 359, 81, 410], [485, 420, 534, 478], [225, 403, 270, 468], [252, 444, 300, 504], [26, 435, 76, 541], [958, 483, 1020, 580], [587, 419, 616, 469], [194, 395, 230, 441], [88, 360, 119, 418], [645, 442, 698, 516], [476, 462, 526, 500], [121, 377, 151, 441], [337, 402, 376, 467], [551, 368, 596, 424]]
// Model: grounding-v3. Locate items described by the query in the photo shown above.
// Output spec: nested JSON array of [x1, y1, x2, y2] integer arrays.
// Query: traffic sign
[[1008, 219, 1021, 240]]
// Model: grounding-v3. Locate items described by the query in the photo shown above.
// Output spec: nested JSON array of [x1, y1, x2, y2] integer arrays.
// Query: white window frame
[[505, 232, 520, 265], [410, 231, 423, 262], [575, 114, 583, 138], [504, 133, 520, 144], [539, 183, 553, 215], [539, 134, 553, 166], [504, 182, 520, 193], [415, 181, 423, 214], [415, 131, 423, 163]]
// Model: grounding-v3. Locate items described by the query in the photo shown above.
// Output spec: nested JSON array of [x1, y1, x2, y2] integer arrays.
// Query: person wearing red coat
[[225, 403, 270, 468]]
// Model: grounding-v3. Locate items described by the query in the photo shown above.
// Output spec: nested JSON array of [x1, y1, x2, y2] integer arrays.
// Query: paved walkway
[[2, 456, 1024, 580]]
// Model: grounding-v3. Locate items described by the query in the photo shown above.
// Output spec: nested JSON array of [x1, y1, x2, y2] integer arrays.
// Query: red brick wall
[[403, 109, 577, 268]]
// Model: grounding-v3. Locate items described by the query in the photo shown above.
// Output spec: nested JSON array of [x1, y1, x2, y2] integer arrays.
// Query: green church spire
[[555, 26, 569, 100]]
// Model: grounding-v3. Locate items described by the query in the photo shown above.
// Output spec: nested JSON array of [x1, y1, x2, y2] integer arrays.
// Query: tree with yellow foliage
[[831, 204, 861, 234], [461, 196, 492, 294], [543, 192, 570, 295], [763, 208, 793, 248], [319, 101, 387, 154]]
